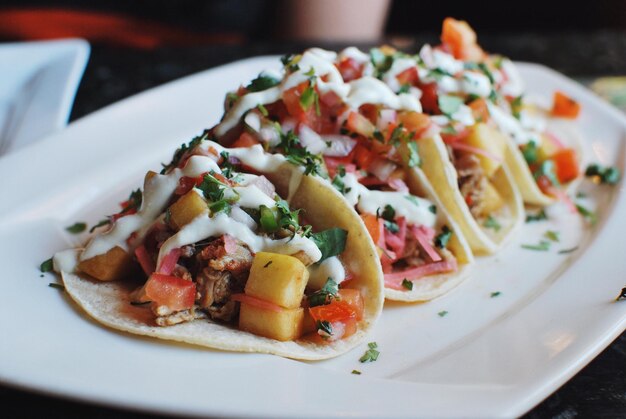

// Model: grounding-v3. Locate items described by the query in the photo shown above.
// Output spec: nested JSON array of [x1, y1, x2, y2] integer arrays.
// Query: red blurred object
[[0, 8, 243, 48]]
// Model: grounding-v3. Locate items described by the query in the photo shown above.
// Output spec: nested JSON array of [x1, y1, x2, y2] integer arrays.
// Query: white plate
[[0, 57, 624, 418], [0, 39, 90, 155]]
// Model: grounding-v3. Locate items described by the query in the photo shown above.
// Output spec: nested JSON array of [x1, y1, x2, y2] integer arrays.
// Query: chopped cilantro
[[281, 53, 300, 72], [351, 370, 362, 375], [544, 230, 560, 242], [490, 291, 501, 298], [381, 205, 396, 221], [278, 131, 323, 176], [511, 95, 523, 120], [398, 84, 411, 94], [438, 310, 448, 317], [299, 85, 317, 112], [40, 257, 54, 273], [558, 246, 578, 254], [89, 219, 111, 233], [521, 241, 551, 251], [310, 228, 348, 262], [257, 103, 269, 117], [359, 342, 380, 363], [370, 48, 394, 79], [66, 222, 86, 234], [331, 174, 351, 195], [316, 320, 333, 337], [407, 141, 421, 167], [226, 92, 239, 108], [525, 209, 548, 223], [308, 278, 339, 307], [434, 226, 452, 249], [220, 151, 237, 179], [373, 129, 385, 143], [477, 62, 495, 84], [209, 199, 233, 216], [585, 164, 621, 185], [521, 142, 538, 164], [427, 68, 453, 81], [438, 95, 463, 117], [197, 172, 226, 202], [48, 283, 64, 291], [263, 261, 273, 268], [429, 205, 437, 214], [246, 74, 279, 92], [402, 279, 413, 290], [483, 215, 501, 232], [161, 133, 206, 174], [576, 204, 597, 225]]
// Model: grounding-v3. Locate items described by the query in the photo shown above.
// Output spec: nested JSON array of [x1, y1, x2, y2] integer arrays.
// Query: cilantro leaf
[[40, 257, 53, 273], [407, 141, 421, 168], [359, 342, 380, 363], [544, 230, 560, 242], [526, 209, 548, 223], [66, 222, 86, 234], [434, 226, 452, 249], [521, 241, 551, 251], [438, 310, 448, 317], [246, 74, 279, 92], [585, 164, 621, 185], [576, 204, 597, 225], [308, 277, 339, 307], [311, 228, 348, 263], [402, 279, 413, 290], [521, 142, 538, 164]]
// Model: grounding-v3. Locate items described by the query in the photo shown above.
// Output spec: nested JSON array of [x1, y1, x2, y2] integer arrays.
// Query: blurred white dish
[[0, 38, 89, 155]]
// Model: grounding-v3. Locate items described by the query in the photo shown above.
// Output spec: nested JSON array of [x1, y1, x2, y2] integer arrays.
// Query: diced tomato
[[359, 104, 379, 124], [157, 248, 181, 275], [324, 155, 356, 178], [396, 67, 419, 86], [346, 112, 375, 137], [361, 213, 381, 244], [309, 300, 357, 323], [145, 273, 196, 311], [282, 81, 322, 130], [551, 91, 580, 119], [134, 244, 155, 276], [337, 289, 364, 321], [536, 175, 554, 195], [175, 175, 204, 195], [354, 144, 378, 170], [336, 57, 363, 82], [468, 98, 490, 122], [231, 132, 260, 148], [398, 111, 431, 137], [550, 148, 579, 183], [419, 82, 440, 114], [441, 17, 484, 61], [231, 293, 283, 313]]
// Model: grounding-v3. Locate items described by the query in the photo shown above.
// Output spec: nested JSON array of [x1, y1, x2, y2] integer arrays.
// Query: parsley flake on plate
[[40, 257, 54, 273], [359, 342, 380, 363]]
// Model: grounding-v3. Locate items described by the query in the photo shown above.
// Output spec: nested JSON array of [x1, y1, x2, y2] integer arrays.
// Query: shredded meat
[[194, 235, 253, 322], [155, 309, 195, 326], [402, 234, 426, 267], [195, 268, 245, 322], [198, 236, 254, 274], [456, 153, 487, 218]]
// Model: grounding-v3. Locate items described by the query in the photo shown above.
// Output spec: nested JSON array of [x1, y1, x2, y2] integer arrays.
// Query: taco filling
[[210, 46, 474, 297], [64, 136, 377, 345]]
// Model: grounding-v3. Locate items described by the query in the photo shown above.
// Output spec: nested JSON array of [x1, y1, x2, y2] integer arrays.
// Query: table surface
[[2, 31, 625, 418]]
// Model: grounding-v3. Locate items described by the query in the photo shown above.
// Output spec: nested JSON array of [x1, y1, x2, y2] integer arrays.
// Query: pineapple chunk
[[536, 134, 561, 162], [464, 123, 506, 177], [78, 246, 134, 281], [480, 180, 504, 216], [245, 252, 309, 309], [239, 303, 304, 341], [168, 190, 208, 230]]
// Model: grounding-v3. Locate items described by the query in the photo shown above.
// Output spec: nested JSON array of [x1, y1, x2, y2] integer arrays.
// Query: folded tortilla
[[59, 153, 384, 361]]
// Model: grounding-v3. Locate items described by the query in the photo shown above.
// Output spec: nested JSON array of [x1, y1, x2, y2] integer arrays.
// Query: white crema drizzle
[[80, 140, 324, 268]]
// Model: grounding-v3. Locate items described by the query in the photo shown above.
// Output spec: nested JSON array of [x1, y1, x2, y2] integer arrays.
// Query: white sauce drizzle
[[340, 173, 437, 228], [80, 140, 321, 265], [307, 257, 346, 290]]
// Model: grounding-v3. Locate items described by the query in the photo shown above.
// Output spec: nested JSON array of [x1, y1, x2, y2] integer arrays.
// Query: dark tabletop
[[3, 31, 625, 418]]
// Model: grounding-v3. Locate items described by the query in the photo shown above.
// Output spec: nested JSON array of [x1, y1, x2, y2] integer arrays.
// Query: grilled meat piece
[[196, 267, 245, 322], [456, 153, 487, 218], [198, 235, 254, 274]]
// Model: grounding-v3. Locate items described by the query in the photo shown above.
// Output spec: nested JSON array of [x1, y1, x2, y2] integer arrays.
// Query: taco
[[56, 135, 384, 360], [210, 48, 475, 301]]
